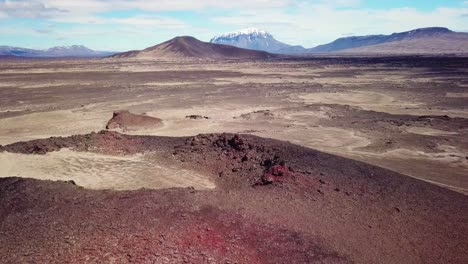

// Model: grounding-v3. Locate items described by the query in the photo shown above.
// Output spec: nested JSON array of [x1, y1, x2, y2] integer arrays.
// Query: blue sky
[[0, 0, 467, 51]]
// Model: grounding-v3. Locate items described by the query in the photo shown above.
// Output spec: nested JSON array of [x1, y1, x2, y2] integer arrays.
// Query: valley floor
[[0, 56, 468, 263], [0, 56, 466, 193]]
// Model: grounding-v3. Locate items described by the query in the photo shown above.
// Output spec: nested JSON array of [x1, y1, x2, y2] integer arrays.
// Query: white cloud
[[46, 13, 189, 30], [110, 16, 187, 28], [211, 3, 468, 47], [1, 0, 467, 50], [1, 0, 293, 27], [0, 0, 66, 18], [40, 0, 294, 13]]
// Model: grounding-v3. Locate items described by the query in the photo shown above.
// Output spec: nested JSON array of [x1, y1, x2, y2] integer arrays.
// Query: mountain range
[[211, 27, 468, 55], [3, 27, 467, 59], [310, 27, 468, 54], [0, 45, 115, 58], [111, 36, 276, 59], [210, 28, 305, 54]]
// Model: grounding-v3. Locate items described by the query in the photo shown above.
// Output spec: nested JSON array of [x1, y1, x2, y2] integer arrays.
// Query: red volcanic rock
[[1, 132, 468, 263], [257, 155, 296, 186], [213, 134, 249, 152], [227, 135, 245, 151], [106, 110, 163, 131], [261, 165, 291, 184]]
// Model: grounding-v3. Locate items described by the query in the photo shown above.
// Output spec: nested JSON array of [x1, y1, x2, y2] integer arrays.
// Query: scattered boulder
[[256, 156, 295, 186], [238, 110, 273, 120], [186, 115, 209, 120], [260, 164, 292, 185], [228, 135, 245, 151], [66, 180, 77, 186], [106, 111, 163, 132], [212, 134, 251, 152]]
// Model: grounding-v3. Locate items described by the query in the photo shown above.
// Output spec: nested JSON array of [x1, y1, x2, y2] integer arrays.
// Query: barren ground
[[0, 132, 467, 263], [0, 57, 467, 263], [0, 57, 467, 193]]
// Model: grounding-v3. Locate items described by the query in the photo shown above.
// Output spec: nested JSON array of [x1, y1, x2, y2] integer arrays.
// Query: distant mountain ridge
[[210, 28, 306, 54], [0, 45, 115, 58], [112, 36, 276, 59], [5, 27, 466, 58], [309, 27, 468, 53], [210, 27, 468, 55]]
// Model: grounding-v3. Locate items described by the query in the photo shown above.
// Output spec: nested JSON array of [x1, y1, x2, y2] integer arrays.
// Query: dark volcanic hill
[[0, 131, 467, 263], [111, 36, 276, 59], [0, 45, 115, 58], [309, 27, 468, 54]]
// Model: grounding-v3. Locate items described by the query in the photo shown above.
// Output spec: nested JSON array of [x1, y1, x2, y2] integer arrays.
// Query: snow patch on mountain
[[210, 28, 305, 54], [211, 28, 271, 40]]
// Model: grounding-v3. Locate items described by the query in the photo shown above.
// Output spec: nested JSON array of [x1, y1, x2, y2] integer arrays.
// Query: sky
[[0, 0, 467, 51]]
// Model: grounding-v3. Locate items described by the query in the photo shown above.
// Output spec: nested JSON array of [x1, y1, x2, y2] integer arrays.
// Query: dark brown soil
[[1, 131, 467, 263]]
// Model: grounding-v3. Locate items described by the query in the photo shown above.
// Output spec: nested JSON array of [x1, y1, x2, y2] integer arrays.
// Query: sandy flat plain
[[0, 57, 467, 193]]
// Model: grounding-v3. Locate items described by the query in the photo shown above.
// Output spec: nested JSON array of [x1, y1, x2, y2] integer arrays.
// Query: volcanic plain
[[0, 56, 467, 263]]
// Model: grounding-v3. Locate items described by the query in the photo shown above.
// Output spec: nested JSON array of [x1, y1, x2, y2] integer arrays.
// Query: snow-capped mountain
[[212, 28, 268, 39], [0, 45, 115, 58], [210, 28, 306, 54], [210, 27, 468, 55]]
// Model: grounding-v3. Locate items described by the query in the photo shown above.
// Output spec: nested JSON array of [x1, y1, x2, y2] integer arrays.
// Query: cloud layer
[[0, 0, 467, 50]]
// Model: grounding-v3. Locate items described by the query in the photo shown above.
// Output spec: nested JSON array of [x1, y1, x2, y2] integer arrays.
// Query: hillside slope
[[309, 27, 468, 54], [340, 33, 468, 54], [112, 36, 276, 59], [0, 132, 467, 263]]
